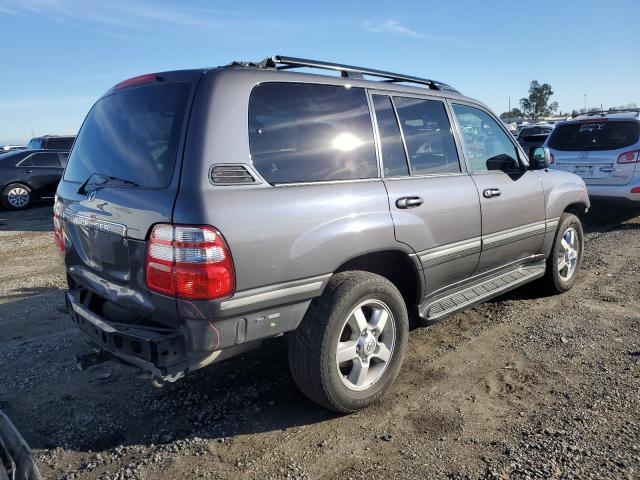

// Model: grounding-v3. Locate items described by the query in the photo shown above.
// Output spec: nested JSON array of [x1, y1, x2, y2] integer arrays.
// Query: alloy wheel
[[335, 299, 396, 391], [558, 227, 579, 281]]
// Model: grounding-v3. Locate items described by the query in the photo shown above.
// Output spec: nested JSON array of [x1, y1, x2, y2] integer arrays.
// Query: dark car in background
[[517, 124, 554, 157], [0, 149, 68, 209], [26, 135, 75, 151]]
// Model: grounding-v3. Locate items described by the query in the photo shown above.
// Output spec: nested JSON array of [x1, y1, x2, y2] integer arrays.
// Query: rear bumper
[[587, 182, 640, 202], [66, 289, 192, 380]]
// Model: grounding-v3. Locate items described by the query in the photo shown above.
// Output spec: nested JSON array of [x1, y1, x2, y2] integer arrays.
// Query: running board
[[420, 262, 546, 322]]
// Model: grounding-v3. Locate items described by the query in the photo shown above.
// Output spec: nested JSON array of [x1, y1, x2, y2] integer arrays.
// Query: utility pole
[[584, 94, 587, 111], [508, 96, 511, 123]]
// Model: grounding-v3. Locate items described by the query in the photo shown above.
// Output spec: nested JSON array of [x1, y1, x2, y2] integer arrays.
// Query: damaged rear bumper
[[66, 289, 192, 382], [0, 410, 42, 480]]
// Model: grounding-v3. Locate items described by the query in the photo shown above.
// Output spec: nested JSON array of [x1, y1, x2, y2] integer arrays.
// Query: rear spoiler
[[0, 410, 42, 480]]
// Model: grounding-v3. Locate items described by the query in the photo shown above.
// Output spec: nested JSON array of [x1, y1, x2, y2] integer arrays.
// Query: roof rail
[[571, 108, 640, 118], [227, 55, 459, 93]]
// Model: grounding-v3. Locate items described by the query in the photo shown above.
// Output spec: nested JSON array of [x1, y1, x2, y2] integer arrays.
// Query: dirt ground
[[0, 203, 638, 480]]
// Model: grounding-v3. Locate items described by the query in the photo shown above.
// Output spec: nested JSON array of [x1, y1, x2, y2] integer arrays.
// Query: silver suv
[[545, 110, 640, 203], [56, 56, 589, 412]]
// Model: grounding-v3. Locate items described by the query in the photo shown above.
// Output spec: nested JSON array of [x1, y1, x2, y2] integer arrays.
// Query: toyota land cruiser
[[55, 56, 589, 412]]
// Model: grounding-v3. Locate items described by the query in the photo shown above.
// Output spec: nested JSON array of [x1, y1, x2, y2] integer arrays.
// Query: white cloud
[[363, 19, 425, 38], [363, 18, 471, 48]]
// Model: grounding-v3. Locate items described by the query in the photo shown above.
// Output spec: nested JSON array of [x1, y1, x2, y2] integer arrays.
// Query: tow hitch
[[76, 350, 110, 371]]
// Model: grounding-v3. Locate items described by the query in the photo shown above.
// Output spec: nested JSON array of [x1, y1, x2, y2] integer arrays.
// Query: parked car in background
[[27, 135, 75, 151], [0, 149, 68, 209], [544, 110, 640, 203], [57, 56, 589, 413], [1, 144, 27, 152], [517, 123, 554, 141]]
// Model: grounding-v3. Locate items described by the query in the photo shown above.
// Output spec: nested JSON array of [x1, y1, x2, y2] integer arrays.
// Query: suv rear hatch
[[56, 70, 203, 329], [548, 119, 639, 185]]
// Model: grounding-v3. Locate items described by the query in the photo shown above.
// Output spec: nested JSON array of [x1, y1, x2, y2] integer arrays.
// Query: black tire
[[543, 212, 584, 294], [1, 183, 32, 210], [288, 270, 409, 413]]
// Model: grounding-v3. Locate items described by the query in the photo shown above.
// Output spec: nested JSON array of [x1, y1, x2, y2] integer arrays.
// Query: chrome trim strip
[[219, 275, 329, 311], [545, 217, 560, 233], [482, 220, 546, 251], [418, 237, 481, 268], [416, 220, 549, 269]]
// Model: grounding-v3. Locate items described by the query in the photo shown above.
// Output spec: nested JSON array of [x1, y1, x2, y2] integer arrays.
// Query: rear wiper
[[77, 173, 139, 194]]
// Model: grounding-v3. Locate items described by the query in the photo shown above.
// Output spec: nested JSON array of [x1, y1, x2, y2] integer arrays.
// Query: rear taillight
[[145, 224, 235, 300], [549, 152, 555, 164], [617, 150, 640, 164], [53, 213, 64, 252]]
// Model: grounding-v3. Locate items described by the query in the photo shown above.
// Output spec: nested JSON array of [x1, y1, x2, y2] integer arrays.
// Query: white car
[[544, 110, 640, 203]]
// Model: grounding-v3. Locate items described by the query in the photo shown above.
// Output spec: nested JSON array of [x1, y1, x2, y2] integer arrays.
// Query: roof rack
[[571, 108, 640, 118], [227, 55, 459, 93]]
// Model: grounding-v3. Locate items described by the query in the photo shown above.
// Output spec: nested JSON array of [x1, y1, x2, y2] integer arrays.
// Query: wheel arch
[[332, 249, 423, 307]]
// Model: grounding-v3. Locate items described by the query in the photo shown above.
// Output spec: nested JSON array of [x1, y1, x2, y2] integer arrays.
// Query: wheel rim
[[557, 227, 580, 281], [336, 299, 396, 392], [7, 187, 29, 208]]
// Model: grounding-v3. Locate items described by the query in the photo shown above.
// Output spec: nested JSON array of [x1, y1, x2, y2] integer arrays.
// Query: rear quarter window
[[548, 121, 640, 151], [64, 82, 189, 188], [248, 83, 377, 184]]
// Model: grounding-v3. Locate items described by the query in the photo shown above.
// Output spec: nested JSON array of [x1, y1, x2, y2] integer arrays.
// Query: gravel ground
[[0, 203, 638, 480]]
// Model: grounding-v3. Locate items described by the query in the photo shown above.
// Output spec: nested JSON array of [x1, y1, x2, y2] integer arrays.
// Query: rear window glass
[[64, 82, 189, 188], [548, 121, 640, 151], [248, 83, 377, 184]]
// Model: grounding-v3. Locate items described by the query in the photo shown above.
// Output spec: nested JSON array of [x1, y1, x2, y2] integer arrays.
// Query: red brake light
[[53, 212, 64, 252], [145, 224, 235, 300], [617, 150, 640, 164], [114, 73, 160, 90], [631, 187, 640, 193]]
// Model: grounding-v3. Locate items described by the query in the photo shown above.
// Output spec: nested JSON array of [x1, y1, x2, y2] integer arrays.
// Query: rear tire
[[543, 213, 583, 293], [288, 271, 409, 413], [1, 183, 32, 210]]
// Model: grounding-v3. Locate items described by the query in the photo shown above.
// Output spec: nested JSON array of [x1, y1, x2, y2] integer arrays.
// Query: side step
[[420, 262, 546, 322]]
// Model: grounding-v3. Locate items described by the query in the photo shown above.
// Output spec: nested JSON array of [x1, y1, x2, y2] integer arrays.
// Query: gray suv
[[55, 56, 589, 412]]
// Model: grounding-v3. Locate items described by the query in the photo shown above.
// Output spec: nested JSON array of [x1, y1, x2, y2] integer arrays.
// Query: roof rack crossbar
[[232, 55, 459, 93]]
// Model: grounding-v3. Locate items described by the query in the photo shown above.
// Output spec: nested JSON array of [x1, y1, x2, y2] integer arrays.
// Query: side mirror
[[529, 147, 549, 170]]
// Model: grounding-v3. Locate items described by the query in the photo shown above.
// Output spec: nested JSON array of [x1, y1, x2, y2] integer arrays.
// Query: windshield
[[64, 82, 189, 188], [548, 120, 639, 151]]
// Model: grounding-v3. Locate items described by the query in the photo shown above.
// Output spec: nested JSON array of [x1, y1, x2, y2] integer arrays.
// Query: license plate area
[[573, 165, 594, 178]]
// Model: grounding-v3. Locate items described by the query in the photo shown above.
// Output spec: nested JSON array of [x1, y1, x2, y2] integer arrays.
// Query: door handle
[[483, 188, 501, 199], [396, 196, 424, 209], [24, 169, 33, 174]]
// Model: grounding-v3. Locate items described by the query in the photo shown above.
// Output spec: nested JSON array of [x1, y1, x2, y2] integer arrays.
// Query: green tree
[[519, 81, 558, 120]]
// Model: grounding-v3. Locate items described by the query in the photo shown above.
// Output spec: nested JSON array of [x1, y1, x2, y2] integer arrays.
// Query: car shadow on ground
[[580, 202, 640, 234], [0, 204, 53, 232]]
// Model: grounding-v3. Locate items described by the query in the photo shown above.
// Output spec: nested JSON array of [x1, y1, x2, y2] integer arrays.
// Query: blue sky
[[0, 0, 638, 144]]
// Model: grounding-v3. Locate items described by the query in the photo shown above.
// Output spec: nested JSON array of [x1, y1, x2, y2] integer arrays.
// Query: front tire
[[288, 271, 409, 413], [544, 212, 584, 293], [1, 183, 32, 210]]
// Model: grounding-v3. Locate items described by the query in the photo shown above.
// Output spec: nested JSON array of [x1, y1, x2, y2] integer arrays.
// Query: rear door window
[[248, 83, 377, 184], [393, 96, 461, 175], [371, 95, 409, 177], [64, 82, 189, 188], [548, 121, 640, 151]]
